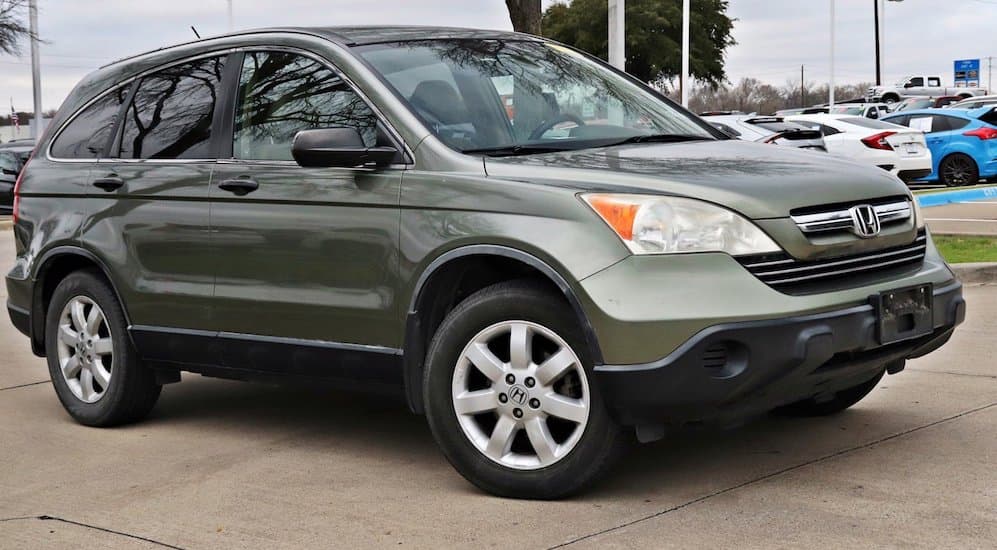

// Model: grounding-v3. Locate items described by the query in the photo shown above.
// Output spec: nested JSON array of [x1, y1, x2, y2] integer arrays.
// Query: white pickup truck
[[866, 76, 988, 104]]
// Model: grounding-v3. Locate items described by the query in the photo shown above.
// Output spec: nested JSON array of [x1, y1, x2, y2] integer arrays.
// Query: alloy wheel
[[451, 320, 590, 470], [55, 296, 114, 403], [942, 156, 974, 186]]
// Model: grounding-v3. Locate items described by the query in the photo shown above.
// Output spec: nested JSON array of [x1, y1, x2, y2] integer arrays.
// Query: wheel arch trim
[[402, 244, 605, 414], [29, 245, 135, 356]]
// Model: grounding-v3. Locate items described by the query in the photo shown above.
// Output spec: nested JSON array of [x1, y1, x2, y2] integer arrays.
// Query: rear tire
[[938, 153, 979, 187], [423, 280, 627, 499], [773, 369, 885, 417], [45, 270, 161, 427]]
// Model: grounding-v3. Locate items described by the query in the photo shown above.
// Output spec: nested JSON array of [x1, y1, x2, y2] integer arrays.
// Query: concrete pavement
[[1, 234, 996, 549], [924, 201, 997, 236]]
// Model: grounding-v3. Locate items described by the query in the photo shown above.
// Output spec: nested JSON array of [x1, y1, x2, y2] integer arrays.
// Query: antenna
[[191, 26, 202, 39]]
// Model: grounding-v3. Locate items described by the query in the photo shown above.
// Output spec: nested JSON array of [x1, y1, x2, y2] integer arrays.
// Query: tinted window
[[932, 115, 970, 133], [51, 87, 129, 158], [749, 120, 811, 133], [908, 77, 924, 87], [0, 151, 17, 173], [839, 117, 900, 130], [883, 115, 910, 127], [979, 109, 997, 125], [233, 51, 378, 160], [119, 56, 225, 159], [710, 122, 740, 137]]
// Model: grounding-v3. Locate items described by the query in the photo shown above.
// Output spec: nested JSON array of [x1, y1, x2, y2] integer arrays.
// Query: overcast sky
[[1, 0, 995, 112]]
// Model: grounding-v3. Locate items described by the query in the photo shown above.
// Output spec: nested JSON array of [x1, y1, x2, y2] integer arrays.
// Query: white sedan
[[786, 114, 932, 183]]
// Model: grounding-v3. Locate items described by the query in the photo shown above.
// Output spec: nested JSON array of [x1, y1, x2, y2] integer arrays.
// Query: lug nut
[[524, 377, 535, 388], [529, 398, 540, 409], [513, 408, 523, 418], [505, 374, 515, 384], [498, 393, 508, 403]]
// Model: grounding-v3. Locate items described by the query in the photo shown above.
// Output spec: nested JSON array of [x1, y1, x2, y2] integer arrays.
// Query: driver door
[[208, 50, 405, 377]]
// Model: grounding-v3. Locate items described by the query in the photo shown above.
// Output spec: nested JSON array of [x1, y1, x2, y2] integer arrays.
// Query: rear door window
[[930, 115, 969, 133], [119, 56, 226, 159], [50, 86, 130, 159], [232, 51, 378, 160]]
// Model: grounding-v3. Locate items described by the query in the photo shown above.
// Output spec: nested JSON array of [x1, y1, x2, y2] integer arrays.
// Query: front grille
[[738, 230, 927, 294]]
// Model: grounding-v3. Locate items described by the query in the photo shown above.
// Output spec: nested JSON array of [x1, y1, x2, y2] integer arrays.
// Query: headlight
[[582, 193, 781, 255], [912, 197, 926, 229]]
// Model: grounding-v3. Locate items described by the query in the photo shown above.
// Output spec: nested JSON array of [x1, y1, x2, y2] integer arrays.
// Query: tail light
[[12, 150, 34, 225], [963, 127, 997, 140], [861, 131, 896, 150]]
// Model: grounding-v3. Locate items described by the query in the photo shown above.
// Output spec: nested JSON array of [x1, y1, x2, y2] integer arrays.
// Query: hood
[[484, 139, 910, 220]]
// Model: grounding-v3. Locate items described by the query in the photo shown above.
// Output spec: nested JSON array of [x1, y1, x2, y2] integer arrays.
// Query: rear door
[[82, 54, 229, 365], [208, 49, 405, 380]]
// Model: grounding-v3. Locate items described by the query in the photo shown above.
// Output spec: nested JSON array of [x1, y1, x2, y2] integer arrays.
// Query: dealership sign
[[954, 59, 980, 87]]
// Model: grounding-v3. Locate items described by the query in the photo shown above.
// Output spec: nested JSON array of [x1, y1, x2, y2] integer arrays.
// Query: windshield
[[356, 39, 714, 154]]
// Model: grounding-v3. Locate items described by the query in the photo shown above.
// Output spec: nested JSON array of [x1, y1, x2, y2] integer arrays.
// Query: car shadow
[[143, 375, 903, 500]]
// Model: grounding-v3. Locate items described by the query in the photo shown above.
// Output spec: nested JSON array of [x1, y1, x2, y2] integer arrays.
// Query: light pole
[[681, 0, 690, 107], [877, 0, 904, 86], [829, 0, 835, 107], [608, 0, 625, 70], [227, 0, 233, 31], [28, 0, 42, 138]]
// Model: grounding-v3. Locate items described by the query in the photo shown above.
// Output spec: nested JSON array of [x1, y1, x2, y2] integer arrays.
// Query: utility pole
[[681, 0, 690, 107], [227, 0, 233, 31], [28, 0, 42, 138], [801, 65, 806, 106], [829, 0, 835, 107], [988, 56, 993, 93], [873, 0, 881, 85], [608, 0, 625, 70]]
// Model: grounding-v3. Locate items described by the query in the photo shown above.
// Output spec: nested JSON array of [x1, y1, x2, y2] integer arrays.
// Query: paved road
[[1, 234, 995, 549], [924, 201, 997, 236]]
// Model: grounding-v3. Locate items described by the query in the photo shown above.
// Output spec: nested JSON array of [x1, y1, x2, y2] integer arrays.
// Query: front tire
[[45, 270, 161, 427], [423, 280, 626, 499], [774, 369, 884, 417], [938, 153, 979, 187]]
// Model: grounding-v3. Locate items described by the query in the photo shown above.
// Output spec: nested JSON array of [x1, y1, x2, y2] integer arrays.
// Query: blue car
[[882, 107, 997, 186]]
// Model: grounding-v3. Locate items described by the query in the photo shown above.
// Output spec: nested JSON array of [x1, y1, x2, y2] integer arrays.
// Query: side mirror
[[291, 127, 398, 168], [903, 81, 915, 88]]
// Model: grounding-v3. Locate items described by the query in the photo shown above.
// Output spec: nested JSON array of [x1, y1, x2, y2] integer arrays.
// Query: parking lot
[[1, 233, 995, 549], [924, 200, 997, 236]]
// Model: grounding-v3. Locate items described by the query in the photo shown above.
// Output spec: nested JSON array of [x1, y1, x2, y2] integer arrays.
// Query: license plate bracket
[[872, 284, 934, 344]]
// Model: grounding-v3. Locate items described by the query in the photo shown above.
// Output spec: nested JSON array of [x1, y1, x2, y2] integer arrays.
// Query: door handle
[[218, 177, 259, 196], [92, 175, 124, 192]]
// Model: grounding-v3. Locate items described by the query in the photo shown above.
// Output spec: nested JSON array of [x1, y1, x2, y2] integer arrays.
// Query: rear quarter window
[[50, 86, 130, 159]]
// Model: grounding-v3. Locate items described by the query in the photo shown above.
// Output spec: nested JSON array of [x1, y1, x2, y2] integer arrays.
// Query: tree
[[506, 0, 542, 35], [0, 0, 30, 56], [542, 0, 735, 88]]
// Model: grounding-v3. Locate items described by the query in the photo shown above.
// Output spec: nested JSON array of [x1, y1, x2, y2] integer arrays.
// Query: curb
[[917, 185, 997, 208], [951, 262, 997, 285]]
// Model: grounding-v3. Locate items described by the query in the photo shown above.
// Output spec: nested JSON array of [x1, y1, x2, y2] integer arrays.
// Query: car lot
[[1, 233, 995, 548]]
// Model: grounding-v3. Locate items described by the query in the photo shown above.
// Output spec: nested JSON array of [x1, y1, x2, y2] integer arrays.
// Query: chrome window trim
[[45, 35, 414, 166]]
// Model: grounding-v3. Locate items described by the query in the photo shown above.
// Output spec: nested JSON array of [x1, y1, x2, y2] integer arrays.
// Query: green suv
[[5, 27, 965, 499]]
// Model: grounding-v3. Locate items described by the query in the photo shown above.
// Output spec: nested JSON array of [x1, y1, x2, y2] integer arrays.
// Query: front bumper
[[594, 280, 964, 427]]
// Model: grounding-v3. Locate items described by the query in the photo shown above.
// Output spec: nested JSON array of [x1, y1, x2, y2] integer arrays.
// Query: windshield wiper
[[599, 133, 714, 147], [462, 144, 571, 157]]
